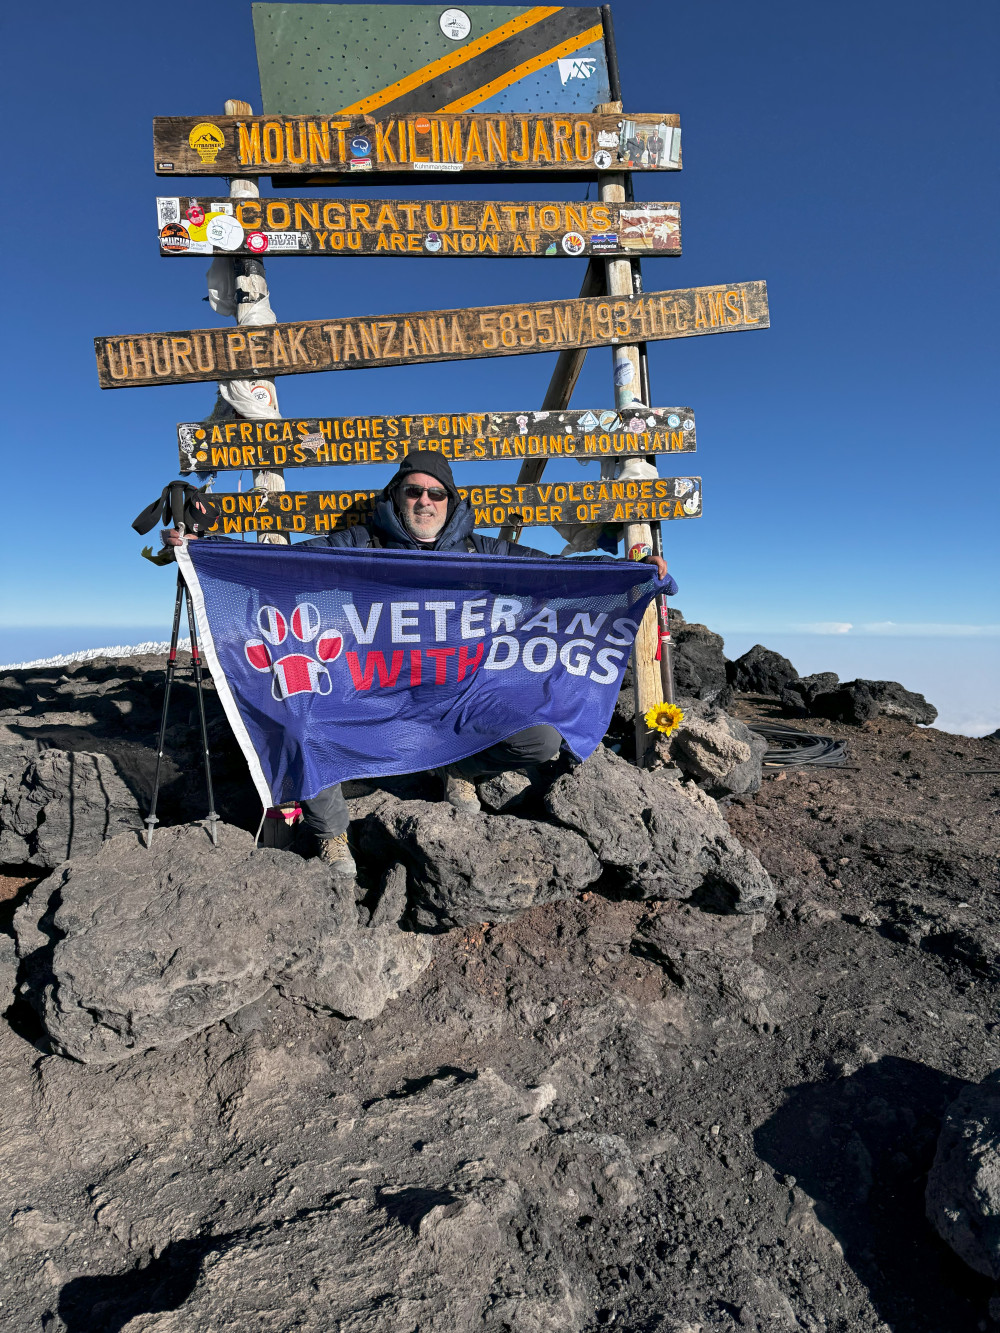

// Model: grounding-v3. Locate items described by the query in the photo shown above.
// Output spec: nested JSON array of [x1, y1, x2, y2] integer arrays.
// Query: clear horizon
[[3, 622, 995, 739]]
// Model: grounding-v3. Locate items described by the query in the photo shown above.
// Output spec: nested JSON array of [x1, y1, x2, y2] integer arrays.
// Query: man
[[165, 450, 675, 876]]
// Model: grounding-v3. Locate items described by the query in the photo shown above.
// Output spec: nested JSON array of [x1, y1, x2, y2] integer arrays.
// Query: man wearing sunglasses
[[163, 449, 674, 876]]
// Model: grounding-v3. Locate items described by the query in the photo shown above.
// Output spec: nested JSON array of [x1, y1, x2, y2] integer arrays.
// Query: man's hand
[[160, 528, 199, 549], [643, 554, 669, 581]]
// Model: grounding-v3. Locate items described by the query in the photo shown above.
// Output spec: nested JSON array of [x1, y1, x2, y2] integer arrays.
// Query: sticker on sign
[[439, 8, 471, 40], [258, 232, 303, 251], [557, 57, 598, 85]]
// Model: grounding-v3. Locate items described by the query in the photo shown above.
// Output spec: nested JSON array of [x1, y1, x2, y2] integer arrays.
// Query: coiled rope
[[748, 722, 848, 768]]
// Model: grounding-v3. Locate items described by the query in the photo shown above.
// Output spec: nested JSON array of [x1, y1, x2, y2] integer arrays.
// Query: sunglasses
[[401, 485, 448, 502]]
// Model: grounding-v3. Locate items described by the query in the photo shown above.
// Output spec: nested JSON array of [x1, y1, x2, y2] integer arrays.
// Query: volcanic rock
[[0, 745, 143, 868], [545, 744, 774, 911], [477, 768, 533, 813], [810, 678, 938, 726], [115, 1068, 590, 1333], [780, 672, 840, 715], [728, 644, 799, 696], [927, 1069, 1000, 1278], [670, 618, 732, 705], [668, 703, 767, 797], [12, 823, 431, 1063], [358, 796, 601, 930]]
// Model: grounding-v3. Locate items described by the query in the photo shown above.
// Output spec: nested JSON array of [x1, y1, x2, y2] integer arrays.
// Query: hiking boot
[[436, 768, 481, 814], [315, 832, 357, 877]]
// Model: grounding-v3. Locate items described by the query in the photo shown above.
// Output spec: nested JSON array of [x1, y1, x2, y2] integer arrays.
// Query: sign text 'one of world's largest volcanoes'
[[207, 477, 703, 537], [95, 283, 768, 389], [153, 113, 680, 181]]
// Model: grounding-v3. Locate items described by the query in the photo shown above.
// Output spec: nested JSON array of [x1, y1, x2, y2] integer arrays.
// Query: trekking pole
[[183, 574, 220, 846], [145, 570, 185, 847]]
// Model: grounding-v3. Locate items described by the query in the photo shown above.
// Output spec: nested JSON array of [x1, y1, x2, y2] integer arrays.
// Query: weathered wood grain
[[153, 112, 681, 181], [206, 477, 702, 537], [96, 283, 768, 389], [156, 196, 681, 258], [177, 408, 696, 472]]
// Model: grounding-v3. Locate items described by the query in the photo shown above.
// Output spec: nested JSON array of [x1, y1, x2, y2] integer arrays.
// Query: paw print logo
[[244, 604, 343, 700]]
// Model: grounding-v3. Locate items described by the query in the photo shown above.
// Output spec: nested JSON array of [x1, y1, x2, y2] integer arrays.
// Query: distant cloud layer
[[791, 621, 1000, 637], [857, 622, 1000, 637]]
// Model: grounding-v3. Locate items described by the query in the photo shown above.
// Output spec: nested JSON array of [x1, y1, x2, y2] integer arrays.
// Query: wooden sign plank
[[178, 408, 696, 473], [157, 196, 681, 259], [207, 478, 703, 537], [96, 282, 768, 389], [153, 113, 681, 182]]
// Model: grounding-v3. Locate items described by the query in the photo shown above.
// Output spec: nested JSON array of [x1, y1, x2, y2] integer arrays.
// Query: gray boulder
[[0, 930, 16, 1013], [0, 745, 143, 868], [668, 702, 767, 797], [728, 645, 799, 696], [811, 679, 937, 727], [545, 744, 774, 912], [358, 796, 601, 930], [477, 768, 533, 813], [12, 823, 431, 1063], [927, 1069, 1000, 1278]]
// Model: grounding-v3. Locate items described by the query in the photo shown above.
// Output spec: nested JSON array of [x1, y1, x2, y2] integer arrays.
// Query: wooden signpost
[[205, 476, 703, 537], [157, 196, 681, 259], [96, 282, 767, 388], [94, 4, 770, 775], [154, 111, 681, 182], [177, 408, 696, 473]]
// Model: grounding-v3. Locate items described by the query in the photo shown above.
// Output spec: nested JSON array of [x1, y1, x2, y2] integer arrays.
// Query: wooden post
[[596, 101, 663, 765], [224, 98, 286, 545], [498, 258, 603, 543]]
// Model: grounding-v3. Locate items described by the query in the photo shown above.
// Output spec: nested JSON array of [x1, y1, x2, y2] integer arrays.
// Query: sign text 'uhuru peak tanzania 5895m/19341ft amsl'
[[96, 283, 768, 388]]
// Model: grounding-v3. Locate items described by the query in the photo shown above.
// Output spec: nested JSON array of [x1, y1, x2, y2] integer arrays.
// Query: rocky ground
[[0, 619, 997, 1332]]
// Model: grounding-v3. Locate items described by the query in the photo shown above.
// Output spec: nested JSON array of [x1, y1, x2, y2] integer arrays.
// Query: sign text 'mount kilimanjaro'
[[153, 113, 681, 181], [95, 283, 768, 389], [209, 478, 703, 536], [178, 408, 697, 472], [157, 196, 681, 259]]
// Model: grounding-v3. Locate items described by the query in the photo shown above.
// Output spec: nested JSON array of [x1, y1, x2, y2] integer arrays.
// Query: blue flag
[[179, 542, 665, 806]]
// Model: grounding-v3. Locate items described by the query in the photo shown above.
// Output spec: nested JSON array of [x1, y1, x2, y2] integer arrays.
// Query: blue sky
[[2, 0, 997, 725]]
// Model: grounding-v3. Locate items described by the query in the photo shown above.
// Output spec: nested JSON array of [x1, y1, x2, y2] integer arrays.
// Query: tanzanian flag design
[[252, 4, 611, 116]]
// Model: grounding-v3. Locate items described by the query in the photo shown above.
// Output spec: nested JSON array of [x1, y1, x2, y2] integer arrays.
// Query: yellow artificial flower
[[644, 702, 684, 736]]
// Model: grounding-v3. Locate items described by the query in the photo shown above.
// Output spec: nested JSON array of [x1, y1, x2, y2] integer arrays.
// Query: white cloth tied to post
[[206, 257, 280, 421], [557, 457, 660, 554]]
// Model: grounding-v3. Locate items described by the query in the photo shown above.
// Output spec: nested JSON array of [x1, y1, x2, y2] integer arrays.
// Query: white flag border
[[175, 542, 274, 809]]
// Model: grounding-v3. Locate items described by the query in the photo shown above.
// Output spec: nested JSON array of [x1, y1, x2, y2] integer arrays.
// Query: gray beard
[[401, 509, 446, 543]]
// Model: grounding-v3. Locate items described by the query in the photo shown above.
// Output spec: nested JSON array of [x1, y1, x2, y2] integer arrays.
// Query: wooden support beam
[[499, 258, 604, 543]]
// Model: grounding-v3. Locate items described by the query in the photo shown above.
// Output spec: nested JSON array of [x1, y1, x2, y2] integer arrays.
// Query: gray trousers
[[300, 724, 562, 837]]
